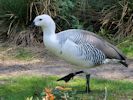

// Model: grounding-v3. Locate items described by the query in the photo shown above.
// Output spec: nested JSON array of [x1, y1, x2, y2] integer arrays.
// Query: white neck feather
[[42, 20, 56, 36], [42, 20, 58, 49]]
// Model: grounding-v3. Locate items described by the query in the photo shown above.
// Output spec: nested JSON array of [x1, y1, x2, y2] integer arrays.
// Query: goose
[[32, 14, 128, 93]]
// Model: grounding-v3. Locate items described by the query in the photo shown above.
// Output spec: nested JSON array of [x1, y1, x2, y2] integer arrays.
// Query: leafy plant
[[100, 0, 133, 43], [0, 0, 133, 45], [0, 0, 57, 45]]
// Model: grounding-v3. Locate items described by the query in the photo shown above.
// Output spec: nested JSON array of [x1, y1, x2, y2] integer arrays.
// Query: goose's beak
[[29, 22, 36, 28]]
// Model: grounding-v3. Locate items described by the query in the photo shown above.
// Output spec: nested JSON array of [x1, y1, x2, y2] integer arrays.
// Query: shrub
[[100, 0, 133, 43], [0, 0, 57, 45], [0, 0, 132, 45]]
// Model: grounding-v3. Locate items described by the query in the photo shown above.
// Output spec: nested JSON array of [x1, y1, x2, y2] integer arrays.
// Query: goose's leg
[[85, 74, 91, 93], [57, 71, 91, 93], [57, 71, 84, 82]]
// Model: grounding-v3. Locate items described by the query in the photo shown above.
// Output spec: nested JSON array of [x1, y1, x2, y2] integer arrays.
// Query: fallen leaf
[[43, 88, 55, 100], [55, 86, 72, 91]]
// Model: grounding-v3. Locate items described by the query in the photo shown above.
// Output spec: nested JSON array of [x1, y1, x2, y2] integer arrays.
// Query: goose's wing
[[85, 31, 126, 60], [57, 29, 126, 60], [57, 32, 106, 65]]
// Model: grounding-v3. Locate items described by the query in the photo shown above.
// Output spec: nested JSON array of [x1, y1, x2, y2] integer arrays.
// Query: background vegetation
[[0, 0, 133, 45]]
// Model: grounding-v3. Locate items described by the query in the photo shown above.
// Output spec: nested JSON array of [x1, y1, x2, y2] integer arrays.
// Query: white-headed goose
[[33, 14, 128, 93]]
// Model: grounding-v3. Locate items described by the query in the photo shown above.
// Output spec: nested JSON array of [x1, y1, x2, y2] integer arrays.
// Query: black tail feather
[[120, 60, 128, 67]]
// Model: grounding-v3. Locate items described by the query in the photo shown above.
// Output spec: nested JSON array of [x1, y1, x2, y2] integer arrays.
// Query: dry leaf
[[55, 86, 72, 91], [43, 88, 55, 100]]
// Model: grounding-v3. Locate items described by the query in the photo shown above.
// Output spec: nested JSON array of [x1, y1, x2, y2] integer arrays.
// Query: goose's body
[[33, 14, 128, 92], [43, 28, 127, 68], [44, 29, 105, 68]]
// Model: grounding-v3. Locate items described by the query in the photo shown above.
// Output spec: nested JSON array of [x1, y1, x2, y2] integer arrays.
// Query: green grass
[[0, 75, 133, 100], [0, 46, 35, 61], [14, 48, 34, 61]]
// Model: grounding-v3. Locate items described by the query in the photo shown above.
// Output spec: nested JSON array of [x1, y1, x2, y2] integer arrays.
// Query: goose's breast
[[44, 36, 61, 55], [60, 39, 94, 68]]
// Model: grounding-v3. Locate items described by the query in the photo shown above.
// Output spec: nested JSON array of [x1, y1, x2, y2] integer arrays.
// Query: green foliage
[[0, 0, 57, 45], [97, 28, 113, 41], [101, 0, 133, 42], [57, 0, 75, 15], [0, 0, 28, 21], [0, 0, 31, 44], [0, 0, 30, 33], [1, 76, 133, 100], [0, 0, 133, 46], [0, 0, 56, 27], [87, 0, 119, 11], [55, 0, 82, 30]]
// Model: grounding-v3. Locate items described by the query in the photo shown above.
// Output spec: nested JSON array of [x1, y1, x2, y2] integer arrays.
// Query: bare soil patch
[[0, 52, 133, 81]]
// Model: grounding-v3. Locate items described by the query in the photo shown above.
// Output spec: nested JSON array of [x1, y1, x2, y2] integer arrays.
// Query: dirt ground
[[0, 52, 133, 81]]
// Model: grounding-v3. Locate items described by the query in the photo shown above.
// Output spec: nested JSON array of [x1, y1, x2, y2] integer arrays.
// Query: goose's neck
[[42, 22, 56, 37], [42, 23, 57, 43], [42, 23, 59, 53], [43, 27, 55, 36]]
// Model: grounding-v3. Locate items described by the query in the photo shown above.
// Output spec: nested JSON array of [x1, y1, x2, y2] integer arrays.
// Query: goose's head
[[33, 14, 55, 30]]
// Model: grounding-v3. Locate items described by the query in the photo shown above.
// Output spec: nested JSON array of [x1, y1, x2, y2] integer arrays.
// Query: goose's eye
[[39, 19, 42, 21]]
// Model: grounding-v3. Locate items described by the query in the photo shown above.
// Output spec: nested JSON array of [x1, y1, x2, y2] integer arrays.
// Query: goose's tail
[[119, 60, 128, 67]]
